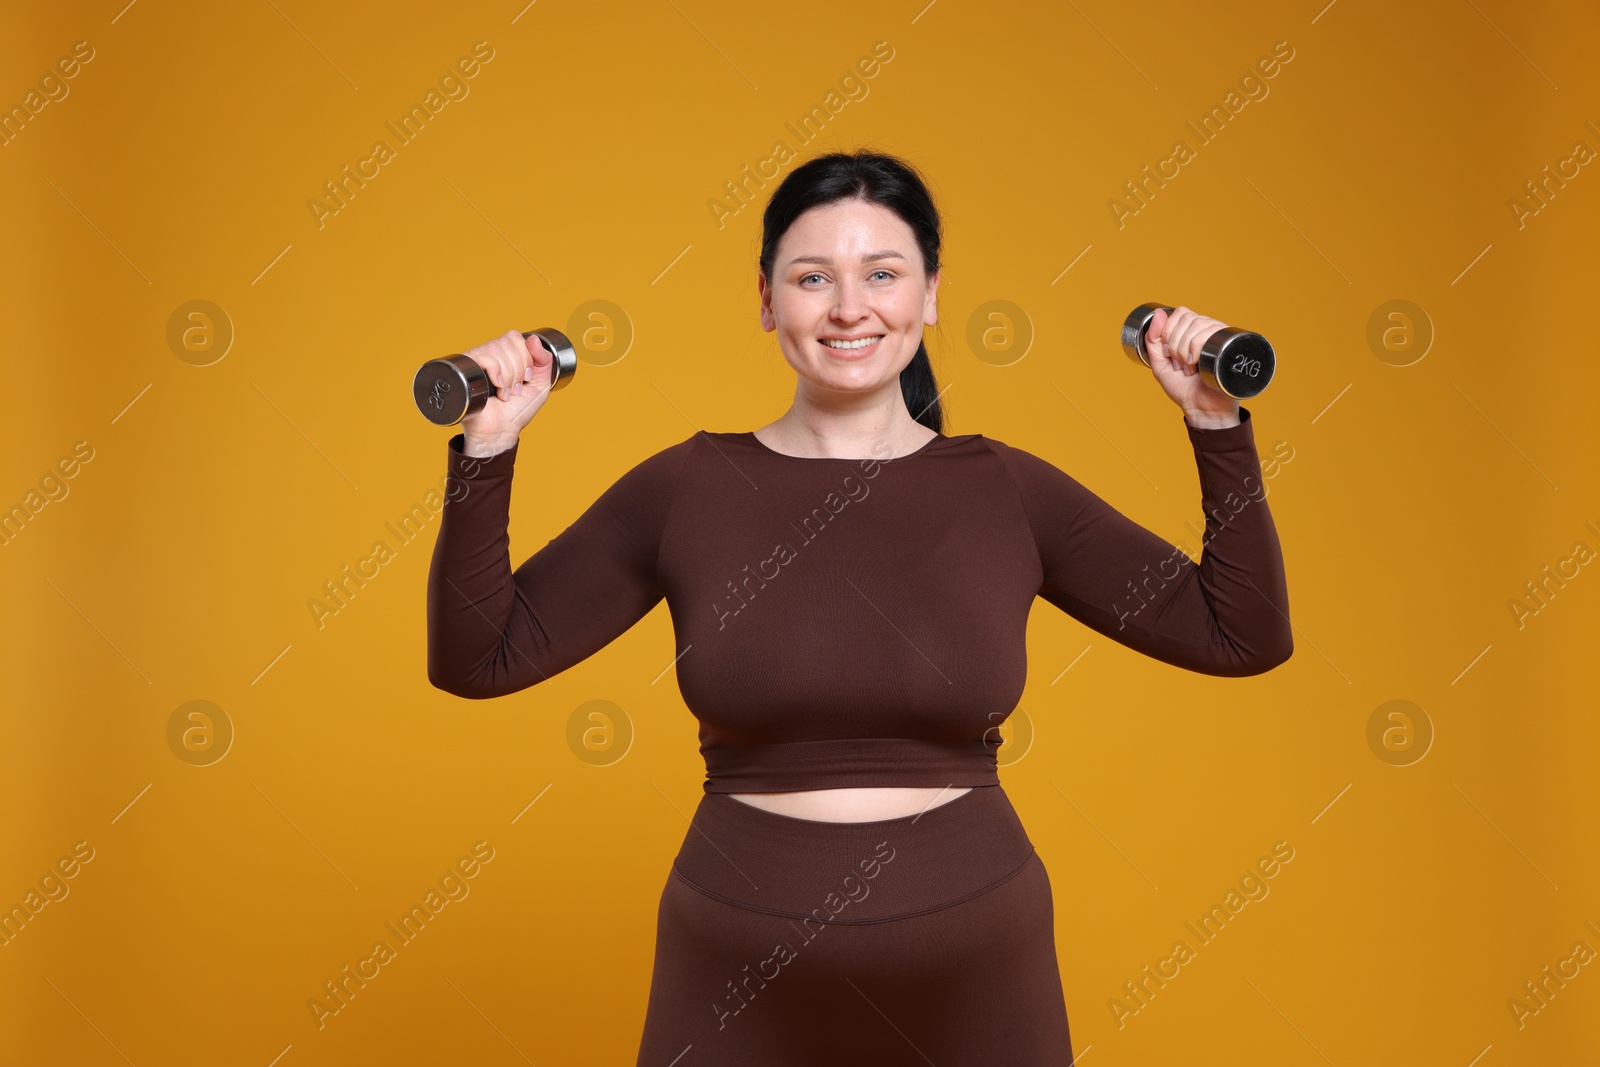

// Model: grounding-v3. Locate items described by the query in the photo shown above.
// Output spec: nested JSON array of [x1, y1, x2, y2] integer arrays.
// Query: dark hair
[[758, 149, 946, 434]]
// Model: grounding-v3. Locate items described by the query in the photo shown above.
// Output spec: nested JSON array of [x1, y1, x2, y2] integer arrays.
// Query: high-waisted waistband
[[700, 737, 1001, 793], [670, 784, 1035, 924]]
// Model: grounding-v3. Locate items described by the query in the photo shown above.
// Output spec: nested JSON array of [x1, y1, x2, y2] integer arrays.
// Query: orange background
[[3, 1, 1597, 1063]]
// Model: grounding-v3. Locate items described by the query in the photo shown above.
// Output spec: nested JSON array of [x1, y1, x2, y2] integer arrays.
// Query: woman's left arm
[[996, 409, 1293, 676]]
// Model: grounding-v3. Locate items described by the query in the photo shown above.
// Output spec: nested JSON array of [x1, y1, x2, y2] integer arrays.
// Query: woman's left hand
[[1142, 306, 1242, 427]]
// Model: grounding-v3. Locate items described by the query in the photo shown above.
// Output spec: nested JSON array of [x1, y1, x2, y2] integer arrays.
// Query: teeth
[[821, 336, 882, 350]]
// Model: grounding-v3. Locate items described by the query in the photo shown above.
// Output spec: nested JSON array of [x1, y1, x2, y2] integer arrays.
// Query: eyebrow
[[786, 250, 908, 267]]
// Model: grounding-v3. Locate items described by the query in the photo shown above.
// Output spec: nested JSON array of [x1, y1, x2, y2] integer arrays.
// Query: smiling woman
[[751, 156, 948, 461], [424, 148, 1293, 1065], [627, 154, 1080, 1061]]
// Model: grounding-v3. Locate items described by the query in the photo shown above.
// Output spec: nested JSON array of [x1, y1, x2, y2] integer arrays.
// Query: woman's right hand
[[458, 329, 556, 457]]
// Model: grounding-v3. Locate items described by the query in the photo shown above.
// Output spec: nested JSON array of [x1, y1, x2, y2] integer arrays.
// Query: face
[[758, 198, 939, 400]]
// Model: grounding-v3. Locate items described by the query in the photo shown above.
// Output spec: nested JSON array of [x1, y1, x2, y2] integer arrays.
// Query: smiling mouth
[[819, 335, 885, 352]]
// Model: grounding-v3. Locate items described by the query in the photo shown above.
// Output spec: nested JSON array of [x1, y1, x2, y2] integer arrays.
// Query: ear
[[923, 268, 940, 327], [758, 272, 775, 332]]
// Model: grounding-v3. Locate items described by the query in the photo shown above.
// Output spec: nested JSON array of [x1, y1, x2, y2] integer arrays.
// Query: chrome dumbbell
[[413, 328, 577, 425], [1120, 303, 1275, 398]]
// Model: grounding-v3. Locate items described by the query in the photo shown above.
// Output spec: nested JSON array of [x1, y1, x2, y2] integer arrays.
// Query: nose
[[831, 276, 869, 322]]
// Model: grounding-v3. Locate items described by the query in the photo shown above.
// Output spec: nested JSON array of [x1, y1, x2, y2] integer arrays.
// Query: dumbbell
[[1120, 303, 1275, 399], [413, 328, 578, 425]]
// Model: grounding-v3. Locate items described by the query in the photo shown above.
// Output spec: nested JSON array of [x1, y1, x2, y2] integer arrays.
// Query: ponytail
[[899, 340, 943, 433]]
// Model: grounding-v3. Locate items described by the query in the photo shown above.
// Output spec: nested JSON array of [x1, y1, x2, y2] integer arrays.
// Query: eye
[[798, 269, 894, 285]]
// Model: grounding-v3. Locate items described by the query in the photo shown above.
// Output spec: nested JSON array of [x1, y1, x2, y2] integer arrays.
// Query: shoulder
[[977, 435, 1076, 482], [614, 430, 703, 472], [635, 430, 704, 468], [974, 436, 1100, 524], [592, 431, 702, 508]]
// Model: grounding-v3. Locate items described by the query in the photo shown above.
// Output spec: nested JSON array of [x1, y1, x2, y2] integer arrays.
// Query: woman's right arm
[[422, 329, 692, 698], [425, 431, 692, 698]]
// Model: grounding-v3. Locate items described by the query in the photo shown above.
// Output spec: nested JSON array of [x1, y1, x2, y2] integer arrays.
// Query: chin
[[815, 370, 898, 394]]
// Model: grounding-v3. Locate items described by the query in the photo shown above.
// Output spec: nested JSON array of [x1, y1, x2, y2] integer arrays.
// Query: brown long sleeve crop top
[[426, 408, 1293, 793]]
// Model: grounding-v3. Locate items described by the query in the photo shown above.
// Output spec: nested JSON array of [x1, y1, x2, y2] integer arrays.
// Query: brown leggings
[[635, 784, 1075, 1065]]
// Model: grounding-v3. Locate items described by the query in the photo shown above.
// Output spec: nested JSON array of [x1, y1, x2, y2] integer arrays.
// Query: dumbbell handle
[[1120, 302, 1275, 399], [413, 328, 577, 426]]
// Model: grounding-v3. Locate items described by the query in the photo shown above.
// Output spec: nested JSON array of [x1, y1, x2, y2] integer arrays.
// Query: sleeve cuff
[[1185, 405, 1259, 453], [447, 433, 520, 479]]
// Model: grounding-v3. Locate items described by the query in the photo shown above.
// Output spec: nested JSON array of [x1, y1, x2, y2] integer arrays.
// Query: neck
[[763, 389, 933, 460]]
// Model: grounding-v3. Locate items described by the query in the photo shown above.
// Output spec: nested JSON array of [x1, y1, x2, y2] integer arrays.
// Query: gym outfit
[[426, 408, 1293, 1065]]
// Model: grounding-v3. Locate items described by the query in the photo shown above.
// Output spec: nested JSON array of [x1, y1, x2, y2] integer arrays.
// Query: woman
[[426, 150, 1293, 1065]]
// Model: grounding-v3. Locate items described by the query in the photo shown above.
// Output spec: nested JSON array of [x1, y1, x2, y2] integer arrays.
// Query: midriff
[[726, 785, 974, 823]]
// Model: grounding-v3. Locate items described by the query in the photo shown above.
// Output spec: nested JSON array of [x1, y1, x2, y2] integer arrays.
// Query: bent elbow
[[1241, 629, 1295, 675], [427, 662, 499, 700], [427, 668, 476, 699], [427, 658, 548, 700], [427, 633, 510, 698], [1199, 628, 1293, 677], [429, 676, 510, 700]]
